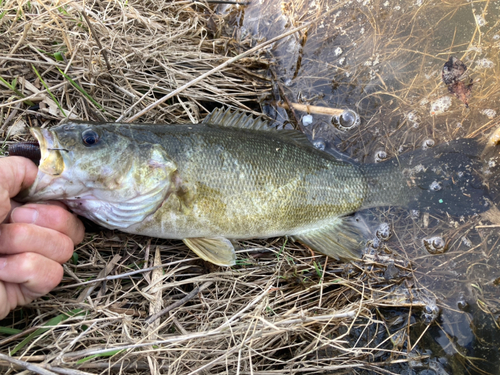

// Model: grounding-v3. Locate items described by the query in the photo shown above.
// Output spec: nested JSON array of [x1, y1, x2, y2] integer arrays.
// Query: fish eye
[[82, 129, 100, 146]]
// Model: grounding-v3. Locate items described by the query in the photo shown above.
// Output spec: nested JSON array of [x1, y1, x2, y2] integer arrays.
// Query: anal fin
[[291, 217, 367, 261], [183, 237, 236, 266]]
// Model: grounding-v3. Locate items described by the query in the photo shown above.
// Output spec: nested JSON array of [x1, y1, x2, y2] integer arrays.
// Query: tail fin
[[361, 138, 492, 217], [400, 138, 492, 216]]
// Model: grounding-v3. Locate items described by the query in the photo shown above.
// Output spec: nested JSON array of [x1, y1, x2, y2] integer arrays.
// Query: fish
[[13, 108, 495, 266]]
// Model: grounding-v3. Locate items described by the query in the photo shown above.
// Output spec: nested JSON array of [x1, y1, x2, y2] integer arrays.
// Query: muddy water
[[226, 0, 500, 374]]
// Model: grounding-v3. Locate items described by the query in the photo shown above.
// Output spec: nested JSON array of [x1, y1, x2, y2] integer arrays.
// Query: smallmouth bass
[[14, 109, 495, 265]]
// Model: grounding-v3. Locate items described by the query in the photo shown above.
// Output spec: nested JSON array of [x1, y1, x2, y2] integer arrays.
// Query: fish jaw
[[17, 128, 88, 202], [31, 127, 65, 176]]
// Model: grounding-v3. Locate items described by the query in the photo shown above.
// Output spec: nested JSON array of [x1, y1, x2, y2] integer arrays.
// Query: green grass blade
[[54, 52, 64, 61], [277, 238, 288, 260], [32, 65, 66, 117], [57, 68, 104, 111], [10, 308, 84, 355], [0, 76, 35, 106], [313, 261, 323, 278], [0, 75, 13, 90], [57, 6, 69, 16], [76, 349, 124, 364], [0, 327, 22, 335]]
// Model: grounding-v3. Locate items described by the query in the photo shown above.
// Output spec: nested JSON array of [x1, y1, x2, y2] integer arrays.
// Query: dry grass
[[0, 0, 270, 129], [1, 0, 500, 374], [1, 234, 427, 374]]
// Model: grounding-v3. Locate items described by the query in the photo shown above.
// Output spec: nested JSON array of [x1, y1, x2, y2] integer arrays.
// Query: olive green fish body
[[19, 108, 487, 266], [124, 124, 368, 239]]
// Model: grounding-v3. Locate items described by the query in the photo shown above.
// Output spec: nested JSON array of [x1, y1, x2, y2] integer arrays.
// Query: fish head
[[34, 123, 114, 179], [19, 122, 177, 228]]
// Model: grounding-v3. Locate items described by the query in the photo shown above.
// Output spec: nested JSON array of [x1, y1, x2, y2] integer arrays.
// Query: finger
[[3, 200, 68, 224], [10, 203, 85, 245], [0, 157, 38, 221], [0, 253, 63, 302], [0, 156, 38, 194], [2, 200, 22, 224], [0, 223, 74, 263]]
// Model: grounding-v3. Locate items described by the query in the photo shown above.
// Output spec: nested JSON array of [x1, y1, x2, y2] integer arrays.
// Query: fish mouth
[[29, 128, 65, 176]]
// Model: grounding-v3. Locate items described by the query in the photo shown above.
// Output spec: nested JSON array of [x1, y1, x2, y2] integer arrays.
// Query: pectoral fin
[[291, 217, 367, 260], [183, 237, 236, 266]]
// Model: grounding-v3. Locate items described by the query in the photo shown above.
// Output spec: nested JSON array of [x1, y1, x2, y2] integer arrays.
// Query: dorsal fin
[[202, 108, 316, 149], [278, 130, 318, 148], [202, 108, 274, 131]]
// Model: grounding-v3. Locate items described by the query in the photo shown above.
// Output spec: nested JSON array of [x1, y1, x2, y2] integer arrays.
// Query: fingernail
[[11, 207, 39, 224], [0, 257, 6, 271]]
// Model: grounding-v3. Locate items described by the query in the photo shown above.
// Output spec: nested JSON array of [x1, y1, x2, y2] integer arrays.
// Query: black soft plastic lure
[[8, 142, 41, 164]]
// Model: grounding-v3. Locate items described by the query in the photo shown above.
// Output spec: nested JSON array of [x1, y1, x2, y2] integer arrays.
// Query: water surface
[[229, 0, 500, 373]]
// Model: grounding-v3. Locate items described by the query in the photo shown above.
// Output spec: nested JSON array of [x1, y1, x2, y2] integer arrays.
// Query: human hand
[[0, 156, 84, 319]]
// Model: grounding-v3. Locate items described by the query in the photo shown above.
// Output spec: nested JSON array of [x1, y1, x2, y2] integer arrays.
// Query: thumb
[[0, 157, 38, 220]]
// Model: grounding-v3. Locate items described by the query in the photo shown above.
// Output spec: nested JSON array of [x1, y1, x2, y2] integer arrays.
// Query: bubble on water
[[376, 223, 391, 241], [422, 303, 441, 324], [422, 138, 435, 149], [480, 108, 497, 119], [429, 96, 452, 115], [423, 236, 447, 254], [462, 236, 472, 247], [284, 78, 293, 87], [334, 47, 343, 56], [312, 138, 326, 151], [407, 111, 418, 122], [429, 181, 442, 191], [331, 109, 360, 131], [420, 98, 429, 106], [457, 298, 469, 312], [369, 237, 381, 250], [476, 58, 495, 69], [302, 114, 313, 126], [475, 14, 486, 27], [407, 111, 420, 128], [374, 150, 388, 163]]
